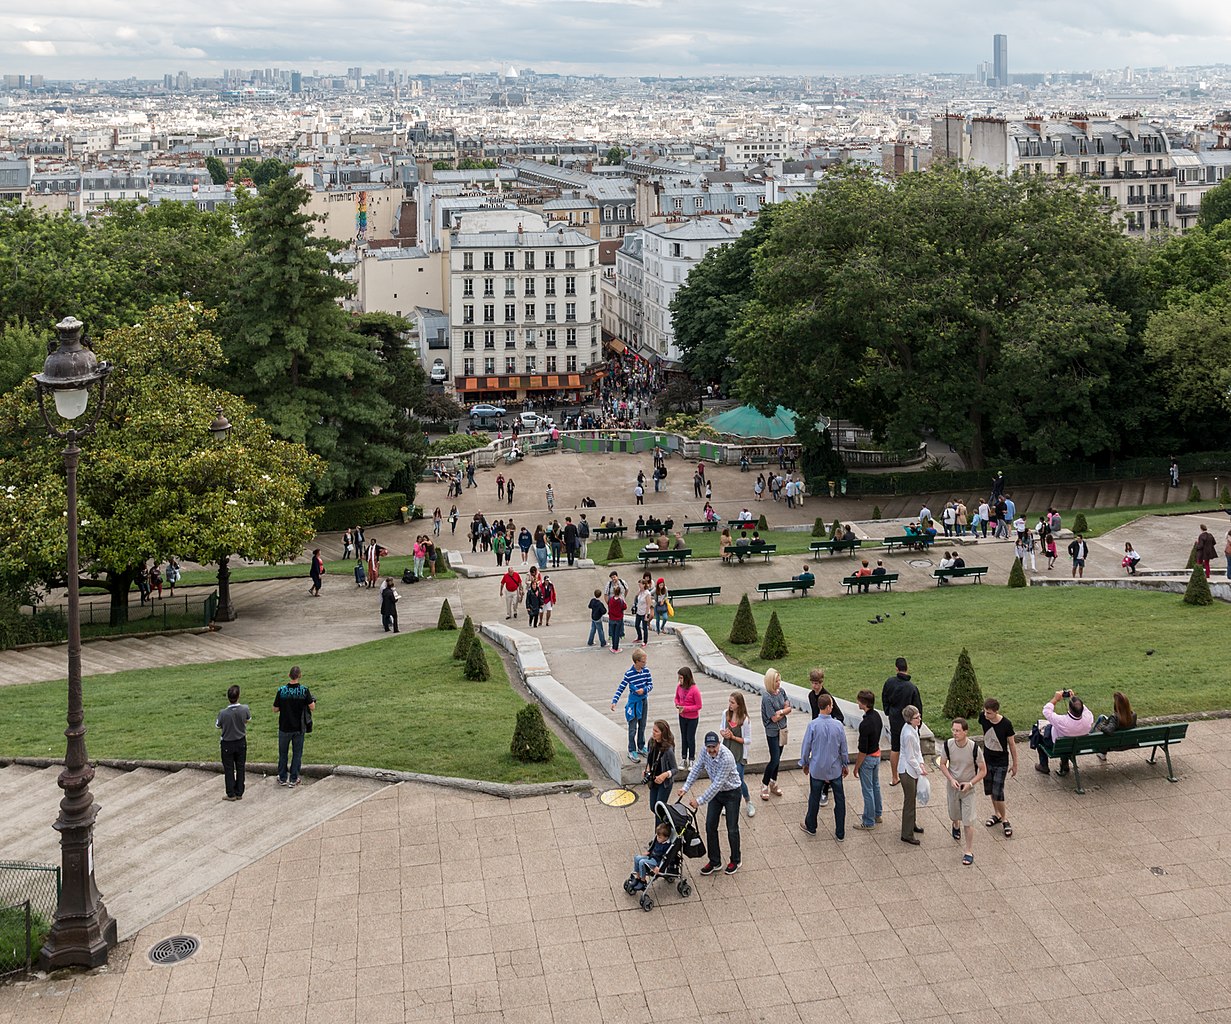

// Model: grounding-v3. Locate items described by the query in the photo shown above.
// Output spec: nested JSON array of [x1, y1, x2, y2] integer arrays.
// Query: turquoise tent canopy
[[703, 405, 801, 439]]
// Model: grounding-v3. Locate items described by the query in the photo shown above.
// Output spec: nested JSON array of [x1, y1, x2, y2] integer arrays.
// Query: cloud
[[2, 0, 1231, 77]]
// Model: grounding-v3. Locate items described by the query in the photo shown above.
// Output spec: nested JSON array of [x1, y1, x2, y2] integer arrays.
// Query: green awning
[[703, 405, 800, 440]]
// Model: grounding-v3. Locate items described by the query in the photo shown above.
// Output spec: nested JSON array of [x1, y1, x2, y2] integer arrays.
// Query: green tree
[[0, 320, 48, 395], [510, 703, 555, 762], [205, 156, 228, 185], [670, 207, 776, 391], [731, 167, 1139, 469], [729, 593, 758, 644], [1183, 563, 1214, 606], [0, 303, 322, 624], [1198, 178, 1231, 232], [759, 610, 788, 659], [219, 176, 410, 498], [941, 648, 984, 720]]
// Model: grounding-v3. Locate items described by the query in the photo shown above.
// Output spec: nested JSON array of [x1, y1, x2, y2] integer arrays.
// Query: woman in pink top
[[674, 666, 703, 767]]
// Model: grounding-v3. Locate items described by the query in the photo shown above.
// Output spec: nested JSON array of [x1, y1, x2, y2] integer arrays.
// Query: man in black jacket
[[882, 658, 923, 786]]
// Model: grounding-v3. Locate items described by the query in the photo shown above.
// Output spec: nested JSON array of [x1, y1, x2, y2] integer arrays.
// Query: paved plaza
[[3, 720, 1230, 1023]]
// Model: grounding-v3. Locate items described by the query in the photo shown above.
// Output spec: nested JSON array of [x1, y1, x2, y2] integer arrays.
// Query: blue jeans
[[278, 730, 305, 783], [804, 774, 845, 839], [632, 855, 659, 879], [587, 619, 607, 646], [859, 756, 882, 827], [627, 710, 647, 754]]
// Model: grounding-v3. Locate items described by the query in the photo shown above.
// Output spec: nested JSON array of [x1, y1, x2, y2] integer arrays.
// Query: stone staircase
[[0, 632, 282, 688], [0, 761, 388, 940]]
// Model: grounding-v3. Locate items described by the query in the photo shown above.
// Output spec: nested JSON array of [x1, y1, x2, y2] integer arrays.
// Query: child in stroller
[[623, 800, 703, 911]]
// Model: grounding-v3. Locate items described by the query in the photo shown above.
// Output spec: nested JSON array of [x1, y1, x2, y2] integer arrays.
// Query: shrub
[[812, 518, 826, 537], [942, 648, 984, 721], [429, 433, 490, 457], [510, 703, 555, 762], [1189, 483, 1202, 502], [1071, 513, 1089, 534], [453, 615, 476, 659], [464, 634, 491, 680], [872, 505, 881, 520], [317, 492, 408, 532], [729, 594, 759, 645], [1183, 564, 1214, 606], [607, 537, 624, 561], [760, 611, 788, 659], [437, 599, 457, 630], [830, 518, 842, 539], [1007, 557, 1027, 588], [756, 514, 768, 531]]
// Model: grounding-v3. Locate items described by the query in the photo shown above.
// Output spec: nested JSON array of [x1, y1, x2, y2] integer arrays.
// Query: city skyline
[[2, 2, 1231, 80]]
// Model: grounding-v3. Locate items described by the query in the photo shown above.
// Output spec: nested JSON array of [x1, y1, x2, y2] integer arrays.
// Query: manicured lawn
[[675, 587, 1230, 733], [0, 630, 583, 785]]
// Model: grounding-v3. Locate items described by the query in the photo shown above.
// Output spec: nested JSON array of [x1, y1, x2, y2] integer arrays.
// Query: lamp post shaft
[[39, 439, 117, 970]]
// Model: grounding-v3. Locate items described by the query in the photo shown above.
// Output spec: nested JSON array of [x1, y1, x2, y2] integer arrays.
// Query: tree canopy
[[0, 302, 322, 623]]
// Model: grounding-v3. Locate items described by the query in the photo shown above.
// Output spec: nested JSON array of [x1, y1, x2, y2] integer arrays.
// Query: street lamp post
[[32, 317, 118, 969], [208, 405, 237, 622]]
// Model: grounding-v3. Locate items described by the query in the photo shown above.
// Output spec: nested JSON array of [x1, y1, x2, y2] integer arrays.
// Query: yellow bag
[[666, 599, 675, 618]]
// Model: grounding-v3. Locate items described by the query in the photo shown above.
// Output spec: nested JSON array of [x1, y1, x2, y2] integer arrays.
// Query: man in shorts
[[979, 698, 1017, 839], [882, 657, 922, 786], [938, 718, 986, 866]]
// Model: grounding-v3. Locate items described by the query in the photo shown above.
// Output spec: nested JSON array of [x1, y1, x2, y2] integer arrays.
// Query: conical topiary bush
[[1007, 557, 1027, 588], [510, 703, 555, 762], [812, 517, 826, 537], [464, 633, 491, 680], [941, 647, 984, 721], [607, 537, 623, 561], [759, 610, 788, 659], [1183, 563, 1214, 606], [729, 593, 759, 645], [453, 615, 476, 659], [1072, 513, 1089, 534], [437, 599, 457, 630]]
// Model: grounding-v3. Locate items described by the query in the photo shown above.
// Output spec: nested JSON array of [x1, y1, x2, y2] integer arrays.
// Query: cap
[[703, 731, 721, 747]]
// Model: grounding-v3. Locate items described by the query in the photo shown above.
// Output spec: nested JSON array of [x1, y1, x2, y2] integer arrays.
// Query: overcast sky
[[3, 1, 1231, 79]]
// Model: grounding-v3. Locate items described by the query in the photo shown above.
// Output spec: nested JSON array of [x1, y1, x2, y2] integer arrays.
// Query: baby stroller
[[623, 801, 704, 912]]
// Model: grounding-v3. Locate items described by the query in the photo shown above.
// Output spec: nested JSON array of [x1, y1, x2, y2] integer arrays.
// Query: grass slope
[[677, 587, 1229, 732], [0, 630, 582, 785]]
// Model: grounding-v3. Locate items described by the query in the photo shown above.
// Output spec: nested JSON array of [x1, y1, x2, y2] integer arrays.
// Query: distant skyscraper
[[993, 34, 1008, 87]]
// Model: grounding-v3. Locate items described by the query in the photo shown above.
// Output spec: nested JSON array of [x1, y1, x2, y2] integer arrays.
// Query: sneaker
[[746, 802, 756, 818], [627, 751, 640, 763], [724, 862, 739, 875], [699, 863, 719, 876]]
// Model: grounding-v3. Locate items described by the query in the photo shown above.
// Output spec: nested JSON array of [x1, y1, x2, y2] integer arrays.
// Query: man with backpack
[[938, 718, 986, 866]]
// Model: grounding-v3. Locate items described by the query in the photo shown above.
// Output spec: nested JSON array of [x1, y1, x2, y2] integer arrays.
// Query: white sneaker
[[746, 802, 756, 818]]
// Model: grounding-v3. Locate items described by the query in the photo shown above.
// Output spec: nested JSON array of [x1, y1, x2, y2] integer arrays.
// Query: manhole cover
[[598, 788, 638, 807], [148, 935, 200, 965]]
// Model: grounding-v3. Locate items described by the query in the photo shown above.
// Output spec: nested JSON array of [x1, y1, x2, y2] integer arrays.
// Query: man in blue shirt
[[799, 694, 850, 841], [678, 731, 744, 875]]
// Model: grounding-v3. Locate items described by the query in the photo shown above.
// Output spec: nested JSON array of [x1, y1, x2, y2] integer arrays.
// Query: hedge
[[316, 492, 410, 532]]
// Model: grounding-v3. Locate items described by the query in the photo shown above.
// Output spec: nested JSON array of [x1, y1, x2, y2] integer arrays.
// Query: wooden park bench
[[841, 572, 899, 594], [725, 544, 776, 564], [882, 534, 935, 554], [669, 585, 721, 605], [639, 548, 691, 569], [932, 565, 989, 585], [757, 578, 813, 600], [811, 539, 862, 559], [683, 520, 718, 533], [1040, 723, 1189, 795]]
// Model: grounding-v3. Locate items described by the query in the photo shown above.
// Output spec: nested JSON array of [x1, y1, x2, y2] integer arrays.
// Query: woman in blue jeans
[[760, 668, 792, 802]]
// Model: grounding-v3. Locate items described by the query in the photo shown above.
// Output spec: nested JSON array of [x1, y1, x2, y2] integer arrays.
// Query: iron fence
[[0, 862, 59, 979]]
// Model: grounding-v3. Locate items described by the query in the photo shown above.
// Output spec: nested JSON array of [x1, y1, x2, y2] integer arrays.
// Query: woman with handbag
[[760, 668, 792, 802], [899, 705, 926, 846], [644, 720, 678, 818]]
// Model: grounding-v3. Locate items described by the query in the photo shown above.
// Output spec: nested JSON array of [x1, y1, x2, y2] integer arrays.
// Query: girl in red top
[[674, 666, 703, 766]]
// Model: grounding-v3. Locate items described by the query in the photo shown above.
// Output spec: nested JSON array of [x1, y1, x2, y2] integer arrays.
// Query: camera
[[1062, 689, 1073, 699]]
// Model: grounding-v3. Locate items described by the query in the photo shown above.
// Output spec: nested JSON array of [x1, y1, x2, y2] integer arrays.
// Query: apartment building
[[640, 218, 752, 361], [447, 210, 600, 401]]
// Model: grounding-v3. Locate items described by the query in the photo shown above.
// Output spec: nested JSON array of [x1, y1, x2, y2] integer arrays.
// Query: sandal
[[1002, 822, 1013, 838], [985, 815, 1002, 828]]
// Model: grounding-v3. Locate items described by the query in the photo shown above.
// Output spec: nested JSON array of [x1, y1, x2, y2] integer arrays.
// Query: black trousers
[[221, 739, 247, 797]]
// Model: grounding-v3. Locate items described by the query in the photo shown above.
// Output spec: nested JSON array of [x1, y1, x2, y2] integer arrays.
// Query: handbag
[[916, 774, 930, 807]]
